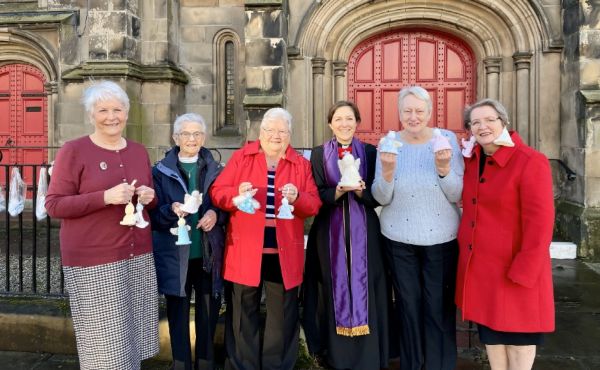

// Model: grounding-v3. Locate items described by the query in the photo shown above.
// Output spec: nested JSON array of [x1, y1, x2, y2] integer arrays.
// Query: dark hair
[[327, 101, 361, 124]]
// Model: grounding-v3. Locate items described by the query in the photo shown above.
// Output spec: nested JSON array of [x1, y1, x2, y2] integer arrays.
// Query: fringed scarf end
[[335, 325, 370, 337]]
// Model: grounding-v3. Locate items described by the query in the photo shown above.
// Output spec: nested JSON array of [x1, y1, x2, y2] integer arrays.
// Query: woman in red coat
[[456, 99, 555, 370], [210, 108, 321, 370]]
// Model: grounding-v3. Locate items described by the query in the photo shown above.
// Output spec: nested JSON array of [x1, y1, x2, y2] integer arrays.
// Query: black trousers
[[165, 258, 220, 370], [224, 254, 299, 370], [386, 238, 459, 370]]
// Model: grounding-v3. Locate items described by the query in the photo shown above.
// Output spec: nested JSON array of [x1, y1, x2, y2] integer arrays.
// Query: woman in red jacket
[[210, 108, 321, 370], [456, 99, 555, 370]]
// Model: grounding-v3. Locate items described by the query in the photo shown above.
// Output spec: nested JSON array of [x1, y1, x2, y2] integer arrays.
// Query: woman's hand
[[335, 181, 365, 199], [135, 185, 155, 205], [238, 182, 258, 196], [353, 180, 366, 197], [280, 183, 298, 204], [171, 202, 188, 218], [434, 149, 452, 177], [379, 152, 397, 182], [104, 182, 135, 205], [197, 209, 217, 232]]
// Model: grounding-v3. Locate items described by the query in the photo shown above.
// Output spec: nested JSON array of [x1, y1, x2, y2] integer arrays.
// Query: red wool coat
[[455, 132, 555, 332], [210, 141, 321, 290]]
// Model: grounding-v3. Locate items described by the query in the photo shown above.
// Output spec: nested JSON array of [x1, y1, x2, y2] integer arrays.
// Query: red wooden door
[[0, 64, 48, 187], [348, 29, 476, 144]]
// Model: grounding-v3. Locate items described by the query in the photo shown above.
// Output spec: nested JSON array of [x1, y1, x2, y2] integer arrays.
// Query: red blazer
[[210, 141, 321, 289], [456, 132, 555, 332]]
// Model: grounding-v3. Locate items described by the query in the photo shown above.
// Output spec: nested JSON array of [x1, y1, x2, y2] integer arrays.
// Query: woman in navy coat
[[150, 113, 226, 370]]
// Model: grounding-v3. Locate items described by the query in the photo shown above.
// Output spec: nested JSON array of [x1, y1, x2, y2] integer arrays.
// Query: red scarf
[[338, 145, 352, 159]]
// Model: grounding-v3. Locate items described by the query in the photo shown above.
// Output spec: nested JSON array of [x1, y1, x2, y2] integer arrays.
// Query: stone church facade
[[0, 0, 599, 258]]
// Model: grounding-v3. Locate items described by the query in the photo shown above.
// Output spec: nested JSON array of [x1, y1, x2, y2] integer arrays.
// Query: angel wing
[[354, 158, 361, 171]]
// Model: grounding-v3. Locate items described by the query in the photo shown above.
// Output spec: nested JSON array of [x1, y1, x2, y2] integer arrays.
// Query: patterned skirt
[[63, 253, 159, 370]]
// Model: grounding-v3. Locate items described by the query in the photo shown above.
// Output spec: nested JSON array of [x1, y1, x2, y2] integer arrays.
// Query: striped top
[[263, 170, 278, 253]]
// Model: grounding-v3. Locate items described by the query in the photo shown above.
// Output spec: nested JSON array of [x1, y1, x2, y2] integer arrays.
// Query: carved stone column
[[513, 52, 533, 145], [312, 57, 327, 145], [332, 61, 348, 102], [483, 57, 502, 100]]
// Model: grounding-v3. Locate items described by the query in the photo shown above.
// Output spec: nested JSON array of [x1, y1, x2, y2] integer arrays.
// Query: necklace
[[266, 157, 279, 170]]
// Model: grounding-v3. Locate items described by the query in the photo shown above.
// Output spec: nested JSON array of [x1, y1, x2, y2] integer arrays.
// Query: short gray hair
[[397, 86, 432, 114], [260, 108, 293, 132], [173, 113, 207, 134], [81, 80, 130, 116], [463, 98, 510, 129]]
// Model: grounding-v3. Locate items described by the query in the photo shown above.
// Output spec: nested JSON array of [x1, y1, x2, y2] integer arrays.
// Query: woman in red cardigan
[[456, 99, 555, 370], [210, 108, 321, 370], [46, 80, 158, 369]]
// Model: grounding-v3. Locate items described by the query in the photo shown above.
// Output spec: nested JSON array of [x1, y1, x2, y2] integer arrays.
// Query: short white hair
[[260, 108, 292, 132], [398, 86, 432, 114], [173, 113, 207, 134], [81, 80, 130, 116]]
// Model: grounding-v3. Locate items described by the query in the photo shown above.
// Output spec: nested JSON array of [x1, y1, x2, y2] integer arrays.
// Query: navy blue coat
[[150, 146, 226, 297]]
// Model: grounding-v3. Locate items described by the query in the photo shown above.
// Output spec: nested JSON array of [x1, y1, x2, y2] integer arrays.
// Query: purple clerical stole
[[323, 137, 369, 336]]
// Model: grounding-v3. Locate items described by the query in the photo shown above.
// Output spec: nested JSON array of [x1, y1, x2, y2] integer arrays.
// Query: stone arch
[[295, 0, 560, 149], [0, 29, 58, 82], [299, 0, 547, 60], [0, 29, 59, 151], [212, 29, 244, 137]]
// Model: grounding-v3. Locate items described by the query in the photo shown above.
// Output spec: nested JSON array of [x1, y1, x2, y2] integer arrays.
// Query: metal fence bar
[[32, 166, 38, 293], [1, 162, 60, 297], [46, 194, 53, 294], [17, 165, 24, 292], [4, 167, 9, 292], [0, 145, 311, 298]]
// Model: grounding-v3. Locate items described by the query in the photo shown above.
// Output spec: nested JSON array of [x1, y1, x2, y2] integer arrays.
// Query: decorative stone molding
[[483, 57, 502, 73], [579, 89, 600, 104], [332, 61, 347, 77], [312, 57, 326, 75], [0, 10, 78, 26], [332, 60, 347, 101], [245, 0, 283, 7], [287, 46, 303, 60], [243, 94, 284, 107], [513, 51, 533, 70], [44, 81, 58, 95], [61, 61, 189, 84], [483, 57, 502, 100]]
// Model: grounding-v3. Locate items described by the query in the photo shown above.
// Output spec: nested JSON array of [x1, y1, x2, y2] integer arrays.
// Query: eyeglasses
[[262, 128, 290, 137], [401, 109, 427, 118], [468, 116, 501, 128], [177, 131, 205, 139]]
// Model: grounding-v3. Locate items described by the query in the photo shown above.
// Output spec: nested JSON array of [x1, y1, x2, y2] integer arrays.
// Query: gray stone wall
[[177, 0, 245, 151], [243, 1, 287, 142], [557, 0, 600, 259]]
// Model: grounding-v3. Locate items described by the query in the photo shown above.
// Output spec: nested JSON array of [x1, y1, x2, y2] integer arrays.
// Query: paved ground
[[0, 259, 599, 369]]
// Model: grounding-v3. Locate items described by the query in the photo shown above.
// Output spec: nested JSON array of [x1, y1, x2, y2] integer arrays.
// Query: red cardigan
[[455, 132, 555, 332], [46, 136, 156, 267], [210, 141, 321, 289]]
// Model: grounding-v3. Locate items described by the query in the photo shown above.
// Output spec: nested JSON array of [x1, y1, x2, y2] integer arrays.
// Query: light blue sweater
[[372, 129, 464, 246]]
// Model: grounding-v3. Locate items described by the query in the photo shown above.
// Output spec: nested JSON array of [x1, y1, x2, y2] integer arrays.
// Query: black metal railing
[[0, 143, 311, 298], [0, 163, 61, 297]]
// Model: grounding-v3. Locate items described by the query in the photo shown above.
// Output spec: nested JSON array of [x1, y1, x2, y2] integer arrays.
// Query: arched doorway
[[347, 29, 476, 144], [0, 64, 48, 187]]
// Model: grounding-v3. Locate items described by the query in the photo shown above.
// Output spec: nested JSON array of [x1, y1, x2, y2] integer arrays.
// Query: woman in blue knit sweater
[[372, 86, 464, 370]]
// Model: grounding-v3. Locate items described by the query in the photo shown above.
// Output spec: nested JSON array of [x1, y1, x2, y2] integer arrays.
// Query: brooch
[[99, 161, 108, 170]]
